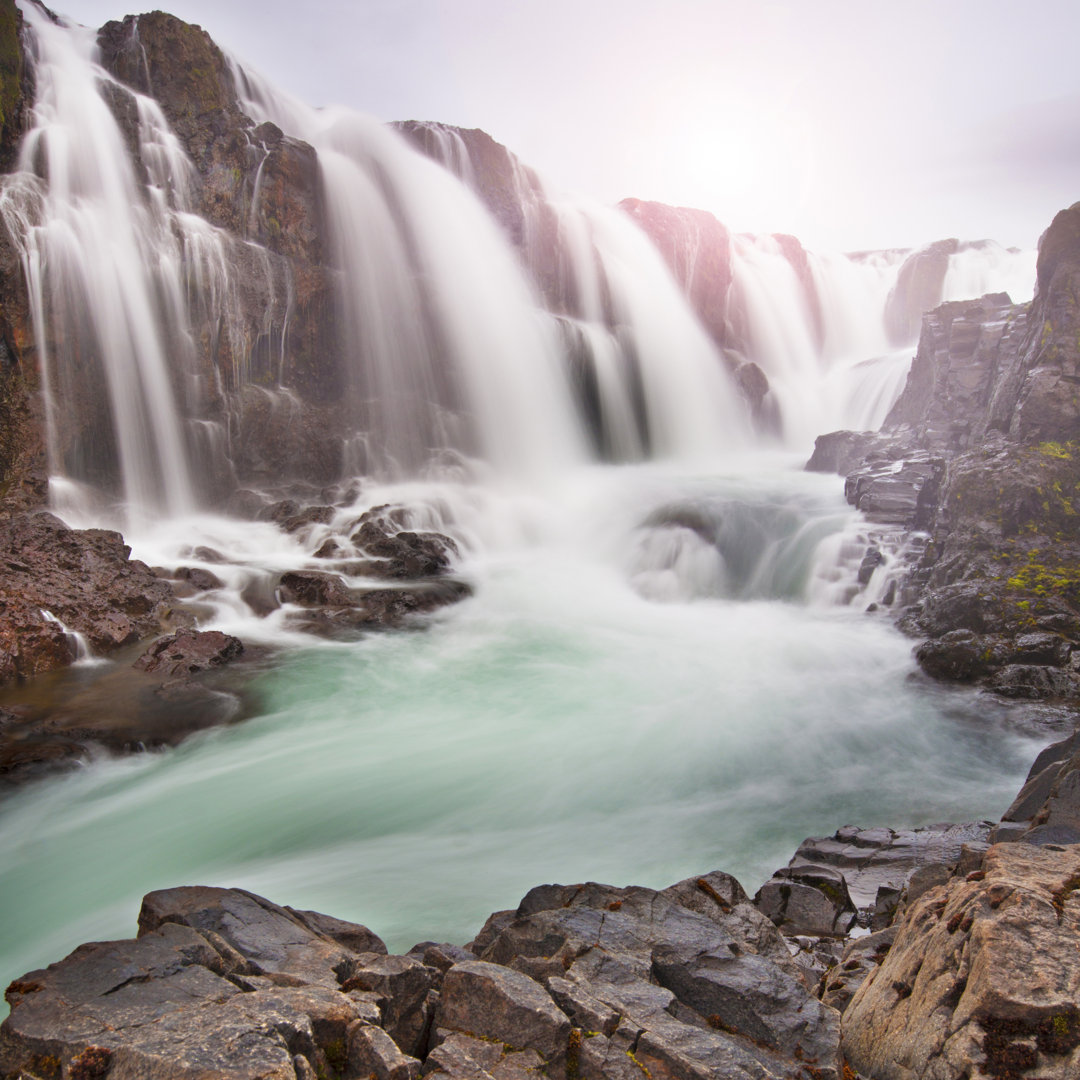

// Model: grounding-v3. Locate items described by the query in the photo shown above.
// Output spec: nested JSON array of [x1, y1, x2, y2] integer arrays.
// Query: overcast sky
[[57, 0, 1080, 252]]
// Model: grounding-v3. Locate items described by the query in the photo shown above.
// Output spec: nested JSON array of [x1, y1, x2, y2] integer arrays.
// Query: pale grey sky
[[56, 0, 1080, 251]]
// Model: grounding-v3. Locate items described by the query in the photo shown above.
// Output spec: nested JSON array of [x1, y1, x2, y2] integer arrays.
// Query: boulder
[[346, 1021, 421, 1080], [0, 915, 375, 1080], [337, 953, 435, 1056], [842, 842, 1080, 1080], [0, 512, 177, 682], [424, 1031, 546, 1080], [277, 570, 354, 607], [137, 886, 361, 988], [349, 505, 459, 579], [132, 627, 244, 677], [754, 865, 856, 938], [476, 879, 840, 1079], [435, 960, 571, 1071]]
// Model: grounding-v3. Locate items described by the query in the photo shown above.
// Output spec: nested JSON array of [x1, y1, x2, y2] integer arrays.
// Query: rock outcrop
[[809, 204, 1080, 700], [0, 494, 472, 785], [842, 842, 1080, 1080], [0, 512, 177, 679], [0, 874, 843, 1080]]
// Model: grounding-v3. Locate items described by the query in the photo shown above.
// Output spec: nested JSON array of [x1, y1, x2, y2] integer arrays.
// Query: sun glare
[[674, 107, 816, 233]]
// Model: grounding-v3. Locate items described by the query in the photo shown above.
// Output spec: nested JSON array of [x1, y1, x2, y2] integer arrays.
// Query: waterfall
[[0, 7, 1048, 1016], [725, 235, 1035, 444], [0, 10, 198, 522], [942, 240, 1037, 304], [0, 13, 1038, 513]]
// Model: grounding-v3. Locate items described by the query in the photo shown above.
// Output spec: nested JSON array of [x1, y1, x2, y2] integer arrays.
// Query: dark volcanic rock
[[173, 565, 225, 592], [349, 504, 459, 579], [0, 511, 177, 682], [289, 582, 473, 636], [132, 627, 244, 677], [278, 569, 354, 607]]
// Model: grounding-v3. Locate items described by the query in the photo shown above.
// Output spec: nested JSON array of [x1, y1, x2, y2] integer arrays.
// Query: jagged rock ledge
[[808, 202, 1080, 704], [0, 498, 471, 789], [3, 726, 1079, 1080]]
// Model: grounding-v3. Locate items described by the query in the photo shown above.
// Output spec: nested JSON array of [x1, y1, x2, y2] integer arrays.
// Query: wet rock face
[[133, 627, 244, 677], [274, 502, 470, 638], [1012, 201, 1080, 443], [94, 12, 344, 485], [0, 511, 175, 680], [0, 0, 24, 167], [842, 842, 1080, 1080], [995, 729, 1080, 845], [883, 291, 1029, 452], [619, 199, 734, 350]]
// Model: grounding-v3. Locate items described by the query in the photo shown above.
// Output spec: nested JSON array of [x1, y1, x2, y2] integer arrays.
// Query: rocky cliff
[[810, 202, 1080, 704]]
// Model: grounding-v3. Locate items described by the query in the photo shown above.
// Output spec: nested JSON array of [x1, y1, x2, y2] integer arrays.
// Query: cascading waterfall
[[729, 237, 907, 442], [233, 65, 591, 481], [726, 235, 1036, 443], [942, 240, 1037, 304], [0, 6, 1049, 1016], [0, 11, 197, 521]]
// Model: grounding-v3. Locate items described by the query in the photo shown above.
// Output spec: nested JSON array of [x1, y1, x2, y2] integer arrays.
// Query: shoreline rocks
[[0, 495, 472, 790], [3, 725, 1079, 1080]]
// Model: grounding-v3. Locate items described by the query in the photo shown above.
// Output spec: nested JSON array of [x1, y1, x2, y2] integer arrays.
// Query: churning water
[[0, 5, 1045, 1005], [0, 458, 1043, 997]]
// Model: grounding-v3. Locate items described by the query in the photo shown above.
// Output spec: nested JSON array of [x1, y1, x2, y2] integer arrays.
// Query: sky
[[55, 0, 1080, 253]]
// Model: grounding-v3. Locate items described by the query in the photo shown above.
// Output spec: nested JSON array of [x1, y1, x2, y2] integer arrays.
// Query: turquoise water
[[0, 461, 1040, 1003]]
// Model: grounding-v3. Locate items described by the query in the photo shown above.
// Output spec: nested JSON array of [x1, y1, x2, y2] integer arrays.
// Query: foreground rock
[[0, 511, 178, 683], [842, 842, 1080, 1080], [7, 724, 1080, 1080], [1, 874, 841, 1080]]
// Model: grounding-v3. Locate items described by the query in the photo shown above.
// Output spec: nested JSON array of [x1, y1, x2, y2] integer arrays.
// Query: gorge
[[0, 4, 1078, 1079]]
